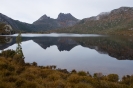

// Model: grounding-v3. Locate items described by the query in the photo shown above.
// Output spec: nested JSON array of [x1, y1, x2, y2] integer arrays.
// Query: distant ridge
[[1, 6, 133, 35], [52, 7, 133, 36], [0, 13, 79, 32]]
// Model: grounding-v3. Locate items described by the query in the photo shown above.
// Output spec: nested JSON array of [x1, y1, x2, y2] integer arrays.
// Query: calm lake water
[[0, 33, 133, 78]]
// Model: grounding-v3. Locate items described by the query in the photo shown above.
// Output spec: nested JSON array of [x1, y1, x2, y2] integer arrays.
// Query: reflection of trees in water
[[0, 35, 133, 60], [31, 36, 133, 60], [72, 36, 133, 60], [0, 36, 12, 44]]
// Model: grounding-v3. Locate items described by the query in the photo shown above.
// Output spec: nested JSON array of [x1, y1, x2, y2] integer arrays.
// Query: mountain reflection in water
[[0, 34, 133, 77], [1, 35, 133, 60]]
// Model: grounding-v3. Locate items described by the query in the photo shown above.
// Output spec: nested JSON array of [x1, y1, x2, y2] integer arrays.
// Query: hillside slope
[[51, 7, 133, 36], [0, 13, 37, 32]]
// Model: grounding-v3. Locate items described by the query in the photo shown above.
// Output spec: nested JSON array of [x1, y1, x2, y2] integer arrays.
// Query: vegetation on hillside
[[0, 51, 133, 88], [47, 7, 133, 36]]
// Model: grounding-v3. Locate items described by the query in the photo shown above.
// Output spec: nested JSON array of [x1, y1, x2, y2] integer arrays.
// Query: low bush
[[78, 71, 87, 76], [107, 74, 119, 82]]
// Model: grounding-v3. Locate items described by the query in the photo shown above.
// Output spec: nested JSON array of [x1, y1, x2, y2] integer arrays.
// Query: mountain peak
[[58, 13, 71, 16], [38, 14, 50, 21], [57, 13, 78, 21]]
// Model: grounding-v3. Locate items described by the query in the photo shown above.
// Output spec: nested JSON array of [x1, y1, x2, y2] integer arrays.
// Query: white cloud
[[0, 0, 133, 23]]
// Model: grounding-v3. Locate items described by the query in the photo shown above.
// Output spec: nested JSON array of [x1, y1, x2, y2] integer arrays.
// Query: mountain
[[57, 13, 79, 27], [33, 13, 79, 31], [0, 13, 37, 32], [51, 7, 133, 36], [0, 13, 79, 32], [33, 14, 60, 31]]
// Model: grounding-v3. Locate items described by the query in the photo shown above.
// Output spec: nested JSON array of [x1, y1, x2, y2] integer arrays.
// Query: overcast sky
[[0, 0, 133, 23]]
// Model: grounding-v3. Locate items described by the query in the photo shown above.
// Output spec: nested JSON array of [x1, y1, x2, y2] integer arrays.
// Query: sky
[[0, 0, 133, 23]]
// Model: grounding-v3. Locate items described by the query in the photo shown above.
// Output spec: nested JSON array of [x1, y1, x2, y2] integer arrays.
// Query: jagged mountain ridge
[[0, 13, 79, 32], [52, 7, 133, 36], [33, 13, 79, 30], [57, 13, 79, 27]]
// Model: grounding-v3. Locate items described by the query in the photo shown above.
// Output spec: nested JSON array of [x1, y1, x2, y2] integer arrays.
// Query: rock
[[0, 23, 14, 35]]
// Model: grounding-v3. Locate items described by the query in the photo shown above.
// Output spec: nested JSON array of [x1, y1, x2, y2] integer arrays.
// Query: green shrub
[[13, 54, 25, 65], [107, 74, 119, 82], [78, 71, 87, 76], [67, 74, 81, 83], [129, 83, 133, 88], [2, 76, 17, 82], [15, 79, 26, 87], [93, 73, 103, 78], [25, 63, 31, 66], [71, 69, 77, 73], [0, 49, 15, 58], [47, 73, 61, 81], [38, 69, 54, 78], [7, 65, 15, 72], [76, 82, 94, 88], [23, 82, 37, 88], [0, 62, 8, 70], [53, 79, 65, 88], [2, 70, 12, 77], [32, 62, 37, 66], [16, 66, 25, 74], [23, 73, 35, 81], [0, 61, 15, 72]]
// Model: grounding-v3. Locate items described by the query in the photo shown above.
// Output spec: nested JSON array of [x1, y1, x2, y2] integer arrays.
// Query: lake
[[0, 33, 133, 78]]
